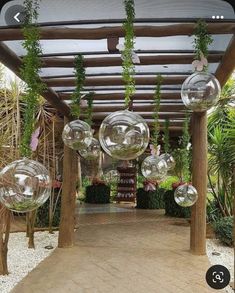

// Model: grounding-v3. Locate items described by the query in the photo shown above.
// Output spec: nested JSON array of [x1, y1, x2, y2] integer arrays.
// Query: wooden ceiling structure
[[0, 1, 235, 138]]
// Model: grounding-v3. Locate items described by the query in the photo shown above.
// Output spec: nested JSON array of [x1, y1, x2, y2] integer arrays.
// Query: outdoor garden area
[[0, 0, 234, 292]]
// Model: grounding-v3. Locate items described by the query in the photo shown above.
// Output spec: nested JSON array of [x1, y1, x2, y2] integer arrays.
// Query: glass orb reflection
[[181, 72, 221, 112], [62, 119, 92, 150], [0, 158, 51, 213], [174, 184, 198, 207], [79, 138, 101, 160], [160, 153, 175, 170], [141, 155, 168, 180], [99, 110, 150, 160]]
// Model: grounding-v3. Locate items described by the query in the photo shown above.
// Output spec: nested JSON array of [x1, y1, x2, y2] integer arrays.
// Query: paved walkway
[[12, 204, 215, 293]]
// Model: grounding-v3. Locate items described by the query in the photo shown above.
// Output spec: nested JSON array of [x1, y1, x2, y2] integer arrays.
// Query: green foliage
[[20, 0, 43, 157], [84, 92, 94, 126], [163, 119, 170, 153], [122, 0, 135, 107], [136, 187, 165, 209], [164, 189, 191, 218], [71, 54, 86, 118], [152, 75, 162, 148], [85, 184, 110, 204], [194, 20, 213, 70], [159, 176, 179, 190], [35, 195, 61, 228], [214, 216, 234, 246], [172, 116, 191, 182], [206, 198, 223, 223]]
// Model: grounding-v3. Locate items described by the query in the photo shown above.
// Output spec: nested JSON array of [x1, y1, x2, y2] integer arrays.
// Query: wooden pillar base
[[190, 112, 207, 255]]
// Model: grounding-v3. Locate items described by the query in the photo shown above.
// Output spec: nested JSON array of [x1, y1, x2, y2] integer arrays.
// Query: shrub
[[214, 216, 234, 246], [136, 187, 165, 209], [35, 194, 61, 228], [164, 189, 191, 218], [85, 184, 110, 204], [159, 176, 179, 190]]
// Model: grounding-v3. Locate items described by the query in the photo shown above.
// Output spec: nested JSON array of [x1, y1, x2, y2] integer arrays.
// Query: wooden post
[[58, 117, 77, 248], [190, 112, 208, 255]]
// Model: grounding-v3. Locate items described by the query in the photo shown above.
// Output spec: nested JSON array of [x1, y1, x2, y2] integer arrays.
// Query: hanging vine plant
[[151, 75, 162, 151], [71, 54, 86, 118], [122, 0, 135, 108], [163, 119, 170, 154], [20, 0, 44, 157]]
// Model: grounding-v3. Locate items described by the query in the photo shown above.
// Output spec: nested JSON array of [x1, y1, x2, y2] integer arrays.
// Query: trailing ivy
[[71, 54, 86, 118], [152, 75, 162, 148], [163, 119, 170, 153], [20, 0, 44, 157], [85, 92, 94, 127], [181, 115, 190, 182], [122, 0, 135, 108], [194, 20, 213, 71]]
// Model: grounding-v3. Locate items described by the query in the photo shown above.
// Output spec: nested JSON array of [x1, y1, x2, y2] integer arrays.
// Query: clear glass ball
[[160, 153, 175, 170], [174, 184, 198, 207], [103, 170, 120, 184], [181, 72, 221, 112], [79, 138, 101, 160], [0, 158, 51, 213], [99, 110, 149, 160], [141, 155, 168, 180], [62, 119, 92, 150]]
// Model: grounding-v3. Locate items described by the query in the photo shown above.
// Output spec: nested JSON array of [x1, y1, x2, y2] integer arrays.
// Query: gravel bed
[[0, 231, 58, 293], [207, 239, 234, 293]]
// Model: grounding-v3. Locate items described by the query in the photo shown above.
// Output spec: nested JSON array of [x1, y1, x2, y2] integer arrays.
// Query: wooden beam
[[58, 117, 77, 248], [190, 112, 208, 255], [0, 42, 72, 119], [44, 76, 187, 87], [215, 35, 235, 87], [41, 54, 222, 68], [107, 36, 119, 53], [59, 92, 182, 100], [0, 23, 234, 41], [80, 104, 185, 112], [94, 119, 184, 127]]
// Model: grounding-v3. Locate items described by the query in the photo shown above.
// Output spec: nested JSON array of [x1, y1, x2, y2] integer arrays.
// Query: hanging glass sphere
[[99, 110, 149, 160], [181, 72, 221, 112], [79, 138, 101, 160], [0, 158, 51, 213], [141, 155, 168, 181], [160, 153, 175, 170], [174, 184, 198, 207], [103, 169, 120, 184], [62, 119, 92, 150]]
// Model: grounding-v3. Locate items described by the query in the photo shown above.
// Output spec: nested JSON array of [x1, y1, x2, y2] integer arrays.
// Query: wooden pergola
[[0, 0, 235, 255]]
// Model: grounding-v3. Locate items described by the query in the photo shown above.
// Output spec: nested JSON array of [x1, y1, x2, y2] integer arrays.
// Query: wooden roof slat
[[0, 23, 234, 41], [59, 92, 182, 100], [44, 76, 187, 87], [41, 54, 222, 68], [80, 112, 187, 119]]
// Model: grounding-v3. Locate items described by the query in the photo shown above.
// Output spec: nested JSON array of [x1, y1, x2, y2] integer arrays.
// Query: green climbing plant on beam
[[122, 0, 135, 108], [20, 0, 44, 157]]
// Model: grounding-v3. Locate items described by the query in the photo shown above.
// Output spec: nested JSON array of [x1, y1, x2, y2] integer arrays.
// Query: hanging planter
[[181, 20, 221, 112], [99, 110, 149, 160], [0, 158, 51, 213], [62, 55, 93, 150], [160, 119, 175, 170], [79, 137, 101, 160], [99, 0, 149, 160], [0, 0, 51, 214], [174, 183, 198, 207]]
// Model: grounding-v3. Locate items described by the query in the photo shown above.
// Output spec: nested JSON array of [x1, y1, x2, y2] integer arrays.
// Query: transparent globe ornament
[[181, 72, 221, 112], [141, 155, 168, 181], [160, 153, 175, 170], [174, 184, 198, 207], [62, 119, 92, 150], [0, 158, 51, 213], [99, 110, 150, 160], [79, 138, 101, 160], [104, 170, 120, 184]]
